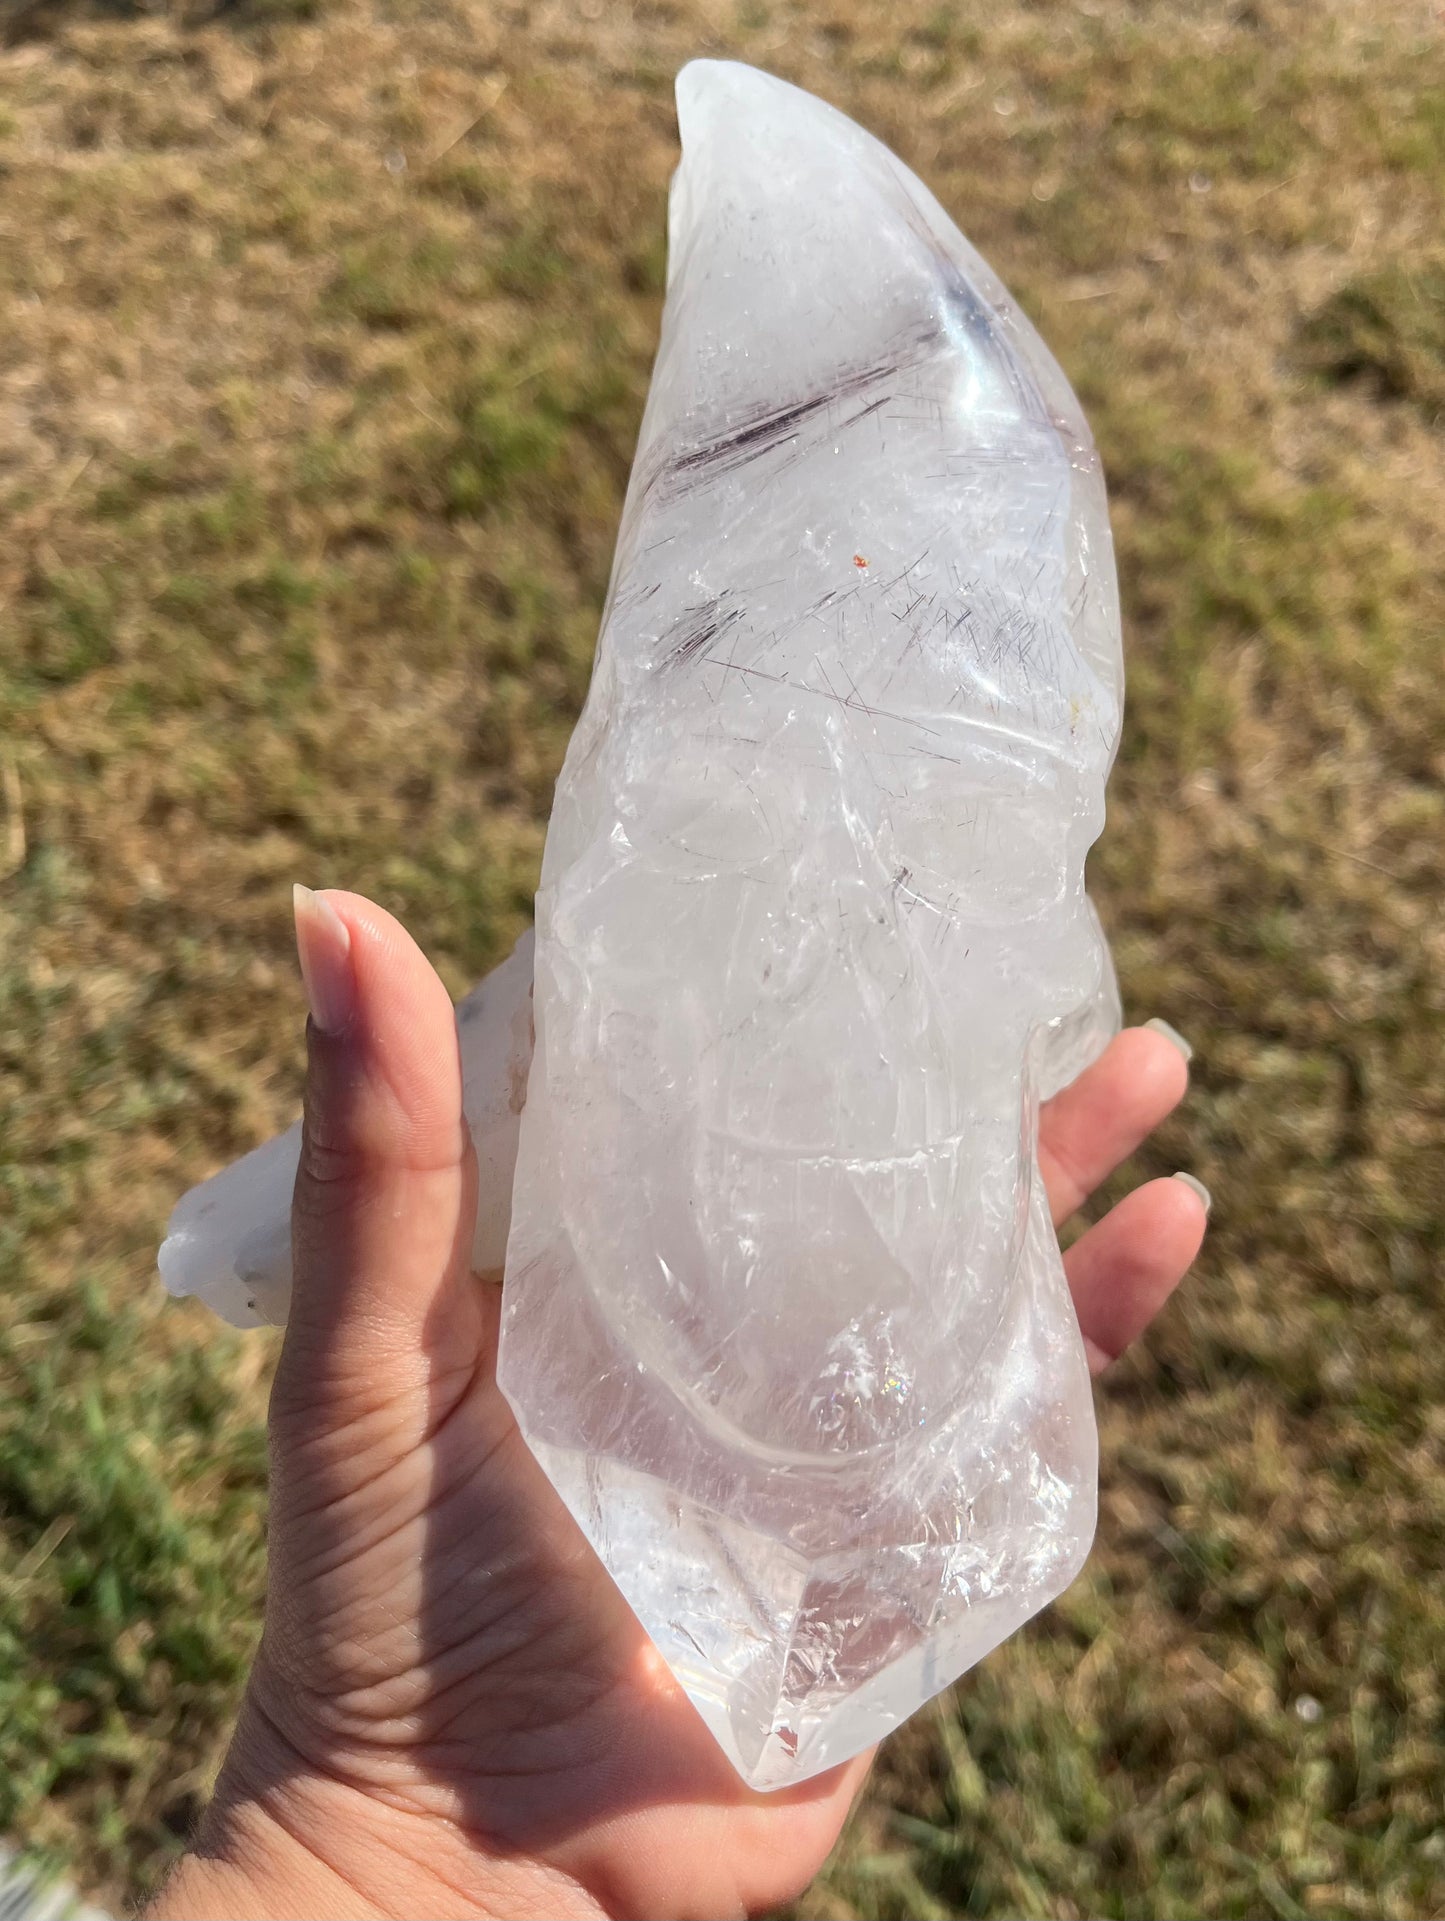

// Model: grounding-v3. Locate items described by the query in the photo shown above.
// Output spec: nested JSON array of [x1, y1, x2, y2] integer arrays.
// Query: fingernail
[[1172, 1171, 1211, 1215], [1145, 1017, 1193, 1063], [293, 884, 355, 1036]]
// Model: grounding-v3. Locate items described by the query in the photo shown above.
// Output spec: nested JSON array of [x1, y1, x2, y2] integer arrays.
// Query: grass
[[0, 0, 1442, 1913]]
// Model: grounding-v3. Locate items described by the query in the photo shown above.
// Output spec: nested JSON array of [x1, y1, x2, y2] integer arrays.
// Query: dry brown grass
[[1, 0, 1442, 1914]]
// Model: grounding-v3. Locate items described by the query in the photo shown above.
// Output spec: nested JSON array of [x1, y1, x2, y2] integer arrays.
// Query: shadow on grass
[[1, 0, 317, 48]]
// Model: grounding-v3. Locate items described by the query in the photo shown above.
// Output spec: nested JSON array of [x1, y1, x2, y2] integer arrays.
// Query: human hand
[[149, 888, 1207, 1921]]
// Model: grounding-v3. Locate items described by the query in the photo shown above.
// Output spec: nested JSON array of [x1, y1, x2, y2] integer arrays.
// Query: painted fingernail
[[293, 884, 355, 1036], [1145, 1017, 1193, 1063], [1172, 1171, 1211, 1215]]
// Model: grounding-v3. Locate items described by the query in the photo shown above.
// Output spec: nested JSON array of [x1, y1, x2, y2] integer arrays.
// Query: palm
[[262, 1286, 866, 1915], [239, 892, 1204, 1920]]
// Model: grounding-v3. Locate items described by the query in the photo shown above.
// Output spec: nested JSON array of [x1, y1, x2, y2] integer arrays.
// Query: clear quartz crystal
[[495, 61, 1123, 1789]]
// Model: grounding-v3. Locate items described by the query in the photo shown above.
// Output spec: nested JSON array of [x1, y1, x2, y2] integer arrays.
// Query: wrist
[[144, 1790, 388, 1921], [147, 1688, 608, 1921]]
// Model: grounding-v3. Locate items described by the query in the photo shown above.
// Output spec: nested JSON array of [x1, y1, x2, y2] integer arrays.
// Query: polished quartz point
[[495, 61, 1122, 1788]]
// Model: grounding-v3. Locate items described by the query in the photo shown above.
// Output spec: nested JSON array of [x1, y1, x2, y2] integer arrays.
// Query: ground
[[0, 0, 1442, 1914]]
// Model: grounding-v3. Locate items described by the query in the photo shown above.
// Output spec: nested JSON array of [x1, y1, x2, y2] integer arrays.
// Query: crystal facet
[[495, 61, 1122, 1788], [159, 58, 1125, 1792]]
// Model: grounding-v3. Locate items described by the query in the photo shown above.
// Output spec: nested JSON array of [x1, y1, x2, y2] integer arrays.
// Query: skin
[[148, 889, 1206, 1921]]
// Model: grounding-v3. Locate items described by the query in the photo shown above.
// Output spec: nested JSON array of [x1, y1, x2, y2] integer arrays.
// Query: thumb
[[282, 885, 481, 1387]]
